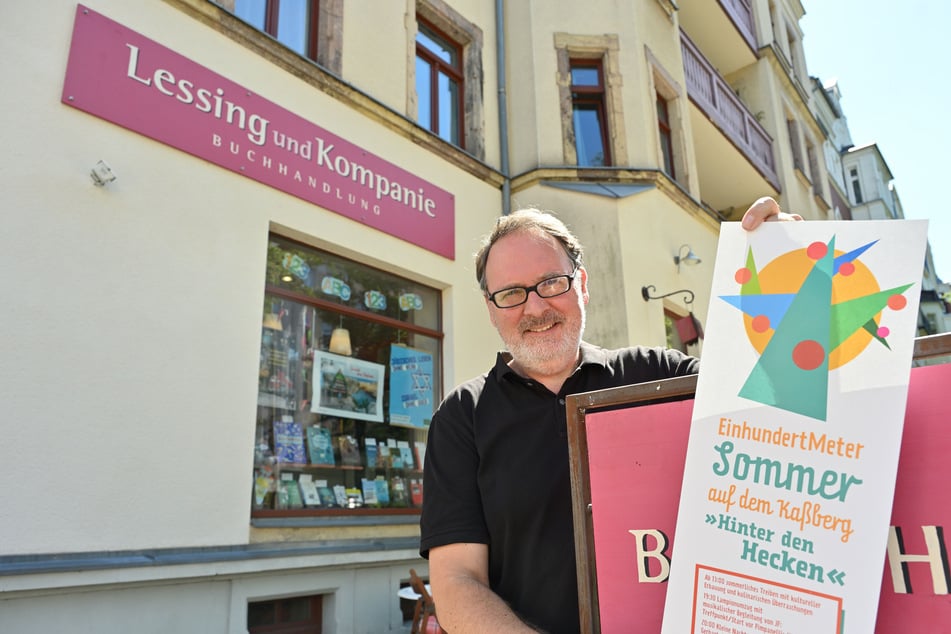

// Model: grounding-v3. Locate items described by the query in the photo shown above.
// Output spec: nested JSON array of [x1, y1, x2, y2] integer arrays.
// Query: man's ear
[[485, 296, 499, 329], [578, 267, 590, 305]]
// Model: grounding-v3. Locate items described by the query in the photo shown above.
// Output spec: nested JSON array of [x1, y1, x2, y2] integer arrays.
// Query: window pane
[[656, 95, 670, 126], [247, 601, 276, 627], [282, 596, 313, 622], [437, 73, 460, 145], [234, 0, 266, 30], [570, 66, 600, 87], [276, 0, 310, 56], [416, 24, 456, 65], [573, 105, 607, 167], [415, 57, 432, 130]]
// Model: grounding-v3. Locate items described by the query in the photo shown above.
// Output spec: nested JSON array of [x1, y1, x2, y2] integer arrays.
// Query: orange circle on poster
[[742, 249, 881, 369]]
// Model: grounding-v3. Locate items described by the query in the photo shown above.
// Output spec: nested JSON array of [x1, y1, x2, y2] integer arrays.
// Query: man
[[420, 197, 797, 633]]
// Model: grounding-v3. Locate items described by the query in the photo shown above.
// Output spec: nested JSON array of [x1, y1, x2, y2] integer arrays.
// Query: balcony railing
[[681, 31, 780, 190], [720, 0, 756, 51]]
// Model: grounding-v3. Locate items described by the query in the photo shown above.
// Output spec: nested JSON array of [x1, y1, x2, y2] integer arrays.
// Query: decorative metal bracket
[[641, 285, 695, 306]]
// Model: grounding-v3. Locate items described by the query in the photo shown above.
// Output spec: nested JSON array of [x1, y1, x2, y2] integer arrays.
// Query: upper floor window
[[234, 0, 319, 61], [570, 59, 611, 167], [850, 167, 863, 204], [415, 19, 464, 147], [656, 92, 675, 178], [787, 118, 804, 173]]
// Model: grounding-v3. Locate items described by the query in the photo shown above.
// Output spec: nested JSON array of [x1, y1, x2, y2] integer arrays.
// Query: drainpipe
[[496, 0, 511, 215]]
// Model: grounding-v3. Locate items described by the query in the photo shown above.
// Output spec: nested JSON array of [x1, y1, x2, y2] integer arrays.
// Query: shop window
[[252, 235, 441, 517], [569, 59, 611, 167], [248, 594, 322, 634], [415, 18, 464, 147]]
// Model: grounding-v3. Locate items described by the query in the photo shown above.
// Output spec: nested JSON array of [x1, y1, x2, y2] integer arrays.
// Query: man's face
[[483, 228, 589, 378]]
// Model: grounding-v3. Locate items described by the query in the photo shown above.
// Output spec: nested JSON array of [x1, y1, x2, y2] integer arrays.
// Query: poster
[[573, 361, 951, 632], [662, 220, 928, 634], [311, 351, 385, 422], [388, 344, 434, 428]]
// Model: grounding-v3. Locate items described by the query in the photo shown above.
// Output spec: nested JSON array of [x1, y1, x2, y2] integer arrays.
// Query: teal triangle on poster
[[739, 237, 836, 420]]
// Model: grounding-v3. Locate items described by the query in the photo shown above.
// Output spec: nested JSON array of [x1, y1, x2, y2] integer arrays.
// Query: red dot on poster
[[838, 262, 855, 276], [735, 268, 752, 284], [807, 242, 828, 260], [888, 294, 907, 310], [752, 315, 771, 332], [878, 326, 890, 338], [792, 340, 825, 370]]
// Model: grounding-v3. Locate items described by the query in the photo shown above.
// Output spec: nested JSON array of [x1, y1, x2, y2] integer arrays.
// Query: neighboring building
[[811, 77, 853, 220], [842, 142, 902, 221], [920, 245, 951, 337], [810, 79, 948, 336], [0, 2, 918, 633]]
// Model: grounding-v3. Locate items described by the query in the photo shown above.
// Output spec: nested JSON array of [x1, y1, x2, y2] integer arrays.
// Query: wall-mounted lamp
[[329, 317, 352, 356], [90, 160, 117, 187], [642, 285, 695, 305], [674, 244, 701, 271]]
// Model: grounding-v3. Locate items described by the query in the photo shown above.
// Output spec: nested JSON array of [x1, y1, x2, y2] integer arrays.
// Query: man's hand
[[741, 196, 803, 231]]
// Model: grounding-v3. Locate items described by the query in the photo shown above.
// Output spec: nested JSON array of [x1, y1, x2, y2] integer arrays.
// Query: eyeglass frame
[[485, 267, 580, 309]]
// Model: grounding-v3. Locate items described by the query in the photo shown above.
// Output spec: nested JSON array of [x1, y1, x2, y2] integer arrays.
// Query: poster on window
[[312, 351, 385, 423], [661, 220, 928, 634], [388, 344, 434, 428]]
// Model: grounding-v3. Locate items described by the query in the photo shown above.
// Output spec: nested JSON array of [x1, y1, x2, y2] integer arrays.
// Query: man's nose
[[522, 287, 551, 312]]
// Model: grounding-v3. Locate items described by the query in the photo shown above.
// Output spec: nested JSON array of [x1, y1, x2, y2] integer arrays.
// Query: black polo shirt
[[420, 342, 699, 633]]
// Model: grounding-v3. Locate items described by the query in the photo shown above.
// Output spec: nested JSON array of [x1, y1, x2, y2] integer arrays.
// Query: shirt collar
[[494, 341, 608, 380]]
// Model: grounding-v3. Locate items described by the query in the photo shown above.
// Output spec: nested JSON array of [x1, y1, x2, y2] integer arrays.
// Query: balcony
[[682, 31, 780, 212], [678, 0, 757, 75]]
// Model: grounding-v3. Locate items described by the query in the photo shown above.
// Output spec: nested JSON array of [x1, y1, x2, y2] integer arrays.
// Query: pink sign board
[[582, 362, 951, 632], [61, 5, 455, 259]]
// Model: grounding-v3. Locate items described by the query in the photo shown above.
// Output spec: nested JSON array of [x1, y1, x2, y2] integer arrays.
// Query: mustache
[[518, 309, 563, 332]]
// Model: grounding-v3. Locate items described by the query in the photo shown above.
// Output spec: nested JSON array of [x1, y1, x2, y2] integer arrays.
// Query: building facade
[[1, 1, 932, 633]]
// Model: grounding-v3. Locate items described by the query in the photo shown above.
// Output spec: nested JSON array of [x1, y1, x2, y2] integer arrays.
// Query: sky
[[800, 0, 950, 281]]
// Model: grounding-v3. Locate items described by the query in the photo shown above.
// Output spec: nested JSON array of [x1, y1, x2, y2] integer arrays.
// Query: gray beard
[[505, 309, 586, 377]]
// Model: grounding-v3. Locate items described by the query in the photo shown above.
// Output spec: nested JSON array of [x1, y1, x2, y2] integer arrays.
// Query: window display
[[252, 236, 441, 516]]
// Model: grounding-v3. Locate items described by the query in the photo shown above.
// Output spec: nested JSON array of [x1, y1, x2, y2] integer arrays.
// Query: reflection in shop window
[[253, 235, 441, 517]]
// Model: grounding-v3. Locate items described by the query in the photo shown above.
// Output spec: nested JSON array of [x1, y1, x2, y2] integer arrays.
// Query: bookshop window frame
[[252, 234, 441, 520]]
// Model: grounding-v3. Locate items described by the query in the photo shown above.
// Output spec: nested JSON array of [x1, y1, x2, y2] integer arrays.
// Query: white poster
[[662, 220, 928, 634]]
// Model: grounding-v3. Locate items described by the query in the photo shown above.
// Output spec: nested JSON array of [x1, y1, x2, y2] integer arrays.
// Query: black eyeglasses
[[486, 268, 579, 309]]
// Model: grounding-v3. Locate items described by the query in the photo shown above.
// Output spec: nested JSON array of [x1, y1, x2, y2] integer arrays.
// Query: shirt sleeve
[[419, 383, 490, 558]]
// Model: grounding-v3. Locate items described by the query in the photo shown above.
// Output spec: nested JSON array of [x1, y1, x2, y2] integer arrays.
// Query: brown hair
[[474, 208, 584, 293]]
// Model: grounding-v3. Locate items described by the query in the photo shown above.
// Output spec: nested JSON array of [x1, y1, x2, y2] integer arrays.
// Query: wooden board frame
[[565, 332, 951, 634]]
